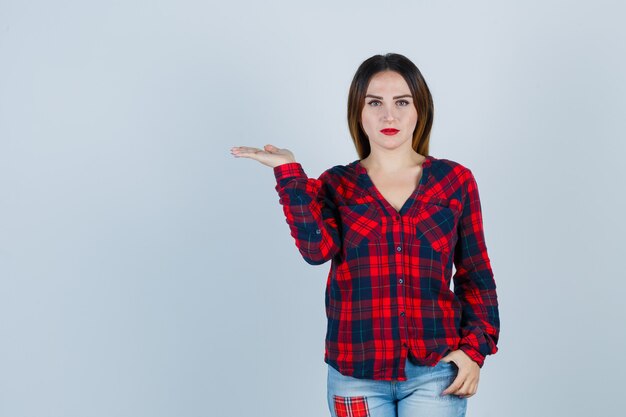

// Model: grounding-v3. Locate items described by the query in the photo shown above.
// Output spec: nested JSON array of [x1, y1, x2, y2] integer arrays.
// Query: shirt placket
[[355, 158, 432, 380], [392, 211, 410, 372]]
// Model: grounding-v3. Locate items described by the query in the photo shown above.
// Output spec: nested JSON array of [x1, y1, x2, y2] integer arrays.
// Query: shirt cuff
[[273, 162, 306, 182], [458, 344, 486, 368]]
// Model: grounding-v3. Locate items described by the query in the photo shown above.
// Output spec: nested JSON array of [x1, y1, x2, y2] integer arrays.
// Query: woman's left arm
[[442, 168, 500, 398], [452, 168, 500, 365]]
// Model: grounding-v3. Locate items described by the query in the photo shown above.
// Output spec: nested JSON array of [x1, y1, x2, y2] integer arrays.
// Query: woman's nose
[[382, 106, 397, 121]]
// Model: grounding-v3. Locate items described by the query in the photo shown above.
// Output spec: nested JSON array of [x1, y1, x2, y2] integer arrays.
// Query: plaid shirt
[[273, 155, 499, 381]]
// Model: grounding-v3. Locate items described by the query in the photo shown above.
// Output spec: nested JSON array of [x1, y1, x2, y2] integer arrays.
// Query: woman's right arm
[[230, 144, 342, 265], [273, 162, 342, 265]]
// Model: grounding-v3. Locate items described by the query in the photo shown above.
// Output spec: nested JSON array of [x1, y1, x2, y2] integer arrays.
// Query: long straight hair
[[347, 53, 434, 159]]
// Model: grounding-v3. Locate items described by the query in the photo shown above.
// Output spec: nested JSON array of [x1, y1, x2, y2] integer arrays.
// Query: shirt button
[[400, 311, 405, 317], [315, 229, 321, 234], [396, 246, 402, 252], [399, 278, 404, 284], [395, 215, 400, 221]]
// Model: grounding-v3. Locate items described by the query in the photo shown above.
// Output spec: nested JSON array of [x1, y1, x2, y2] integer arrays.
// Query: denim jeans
[[327, 356, 468, 417]]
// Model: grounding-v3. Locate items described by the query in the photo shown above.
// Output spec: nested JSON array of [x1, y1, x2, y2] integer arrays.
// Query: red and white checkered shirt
[[273, 155, 499, 381]]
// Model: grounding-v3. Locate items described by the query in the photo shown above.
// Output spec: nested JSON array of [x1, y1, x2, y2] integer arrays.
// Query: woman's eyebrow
[[365, 94, 412, 99]]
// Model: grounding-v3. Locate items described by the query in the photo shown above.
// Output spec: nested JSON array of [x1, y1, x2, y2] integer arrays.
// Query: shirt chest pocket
[[414, 197, 460, 254], [338, 203, 382, 248]]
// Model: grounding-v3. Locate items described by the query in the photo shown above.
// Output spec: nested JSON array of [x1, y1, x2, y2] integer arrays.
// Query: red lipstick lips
[[380, 128, 399, 135]]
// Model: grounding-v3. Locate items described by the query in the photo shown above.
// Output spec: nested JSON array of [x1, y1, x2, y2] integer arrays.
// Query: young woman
[[230, 53, 499, 417]]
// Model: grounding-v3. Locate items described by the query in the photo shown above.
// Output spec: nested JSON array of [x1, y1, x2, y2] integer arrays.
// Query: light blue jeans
[[327, 357, 468, 417]]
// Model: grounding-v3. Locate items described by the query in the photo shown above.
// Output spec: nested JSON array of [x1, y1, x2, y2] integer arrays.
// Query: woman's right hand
[[230, 144, 296, 168]]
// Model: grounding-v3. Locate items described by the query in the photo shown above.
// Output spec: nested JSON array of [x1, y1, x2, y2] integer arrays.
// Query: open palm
[[230, 144, 296, 168]]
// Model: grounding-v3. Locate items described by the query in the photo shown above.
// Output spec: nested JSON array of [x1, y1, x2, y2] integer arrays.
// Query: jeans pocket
[[436, 359, 460, 372]]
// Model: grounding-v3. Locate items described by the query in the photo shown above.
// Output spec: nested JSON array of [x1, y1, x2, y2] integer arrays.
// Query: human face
[[360, 71, 418, 153]]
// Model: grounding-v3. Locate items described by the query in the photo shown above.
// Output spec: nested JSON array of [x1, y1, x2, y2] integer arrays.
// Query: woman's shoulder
[[429, 155, 470, 171], [319, 159, 361, 181], [421, 156, 476, 191]]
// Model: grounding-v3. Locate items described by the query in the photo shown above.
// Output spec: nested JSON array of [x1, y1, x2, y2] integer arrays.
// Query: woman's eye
[[367, 99, 410, 107]]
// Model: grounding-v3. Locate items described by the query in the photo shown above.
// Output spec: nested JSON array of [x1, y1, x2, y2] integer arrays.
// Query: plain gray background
[[1, 1, 625, 416]]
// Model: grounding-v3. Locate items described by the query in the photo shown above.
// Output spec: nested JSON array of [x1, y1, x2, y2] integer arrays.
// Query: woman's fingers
[[231, 145, 279, 155], [441, 373, 465, 396], [230, 145, 295, 168], [230, 146, 268, 161], [441, 367, 480, 398], [231, 146, 263, 154], [263, 144, 289, 156], [450, 373, 478, 398]]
